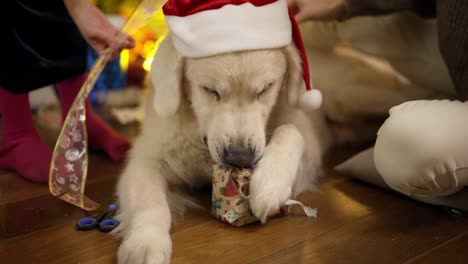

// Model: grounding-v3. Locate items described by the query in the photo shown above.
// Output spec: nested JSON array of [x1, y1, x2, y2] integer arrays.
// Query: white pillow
[[335, 147, 468, 212]]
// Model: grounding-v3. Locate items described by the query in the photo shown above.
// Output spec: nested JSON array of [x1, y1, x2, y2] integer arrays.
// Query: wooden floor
[[1, 117, 468, 264]]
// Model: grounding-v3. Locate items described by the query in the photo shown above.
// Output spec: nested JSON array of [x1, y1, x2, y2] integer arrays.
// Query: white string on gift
[[284, 199, 318, 218]]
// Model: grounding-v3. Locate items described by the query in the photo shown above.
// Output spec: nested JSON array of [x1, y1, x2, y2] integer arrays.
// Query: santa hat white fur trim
[[165, 0, 292, 58]]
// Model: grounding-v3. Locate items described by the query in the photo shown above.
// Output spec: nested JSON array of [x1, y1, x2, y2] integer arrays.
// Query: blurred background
[[31, 0, 168, 131]]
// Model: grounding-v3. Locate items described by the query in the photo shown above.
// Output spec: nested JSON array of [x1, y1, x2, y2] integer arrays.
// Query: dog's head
[[150, 35, 307, 167]]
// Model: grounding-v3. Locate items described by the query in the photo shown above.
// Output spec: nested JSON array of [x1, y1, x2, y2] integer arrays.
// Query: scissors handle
[[76, 217, 99, 231], [76, 204, 111, 231], [98, 204, 120, 232], [76, 204, 120, 232], [98, 218, 120, 233]]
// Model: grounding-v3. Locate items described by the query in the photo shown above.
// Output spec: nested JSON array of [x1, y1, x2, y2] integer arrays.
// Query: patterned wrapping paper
[[211, 164, 318, 227], [211, 165, 259, 227]]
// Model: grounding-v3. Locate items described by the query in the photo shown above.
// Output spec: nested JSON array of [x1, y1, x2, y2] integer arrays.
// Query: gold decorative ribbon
[[49, 0, 166, 211]]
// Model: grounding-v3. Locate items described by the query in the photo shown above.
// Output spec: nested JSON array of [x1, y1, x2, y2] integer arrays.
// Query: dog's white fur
[[116, 13, 454, 263], [116, 34, 330, 263]]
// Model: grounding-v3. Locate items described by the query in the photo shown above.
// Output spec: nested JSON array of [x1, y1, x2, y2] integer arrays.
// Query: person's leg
[[0, 89, 52, 183], [437, 0, 468, 99], [56, 74, 130, 161], [374, 100, 468, 197]]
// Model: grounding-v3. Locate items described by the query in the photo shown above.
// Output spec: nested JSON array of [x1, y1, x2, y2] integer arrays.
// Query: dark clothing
[[343, 0, 468, 100], [0, 0, 87, 93], [436, 0, 468, 100], [344, 0, 436, 19]]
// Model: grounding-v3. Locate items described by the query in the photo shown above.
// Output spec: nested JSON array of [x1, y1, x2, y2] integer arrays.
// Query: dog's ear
[[282, 43, 308, 108], [149, 35, 184, 117]]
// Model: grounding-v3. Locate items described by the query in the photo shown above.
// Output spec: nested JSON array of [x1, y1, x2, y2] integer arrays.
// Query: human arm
[[63, 0, 135, 60], [288, 0, 436, 23]]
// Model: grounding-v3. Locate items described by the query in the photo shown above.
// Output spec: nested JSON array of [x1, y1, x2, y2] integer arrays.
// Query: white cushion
[[336, 147, 468, 211]]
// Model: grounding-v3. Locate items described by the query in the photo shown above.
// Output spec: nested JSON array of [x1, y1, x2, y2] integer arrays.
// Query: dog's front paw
[[249, 163, 292, 223], [118, 228, 172, 264]]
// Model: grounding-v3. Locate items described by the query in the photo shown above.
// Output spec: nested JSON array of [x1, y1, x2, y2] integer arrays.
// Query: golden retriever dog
[[115, 34, 331, 263], [115, 12, 455, 264]]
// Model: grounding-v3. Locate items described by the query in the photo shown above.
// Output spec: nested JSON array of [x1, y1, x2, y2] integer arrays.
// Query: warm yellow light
[[120, 49, 130, 73], [118, 2, 169, 73], [142, 33, 168, 72], [143, 57, 154, 72], [143, 40, 155, 57]]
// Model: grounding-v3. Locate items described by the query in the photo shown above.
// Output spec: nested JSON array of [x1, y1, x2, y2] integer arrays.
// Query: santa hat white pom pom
[[300, 89, 322, 110]]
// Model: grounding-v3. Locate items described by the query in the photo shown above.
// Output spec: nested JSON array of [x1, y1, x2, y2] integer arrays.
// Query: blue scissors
[[76, 204, 120, 232]]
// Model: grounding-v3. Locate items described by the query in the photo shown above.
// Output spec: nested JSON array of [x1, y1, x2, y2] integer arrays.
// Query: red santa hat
[[162, 0, 322, 109]]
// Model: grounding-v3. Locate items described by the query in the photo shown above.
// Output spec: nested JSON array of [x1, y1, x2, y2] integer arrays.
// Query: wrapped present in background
[[211, 165, 259, 227]]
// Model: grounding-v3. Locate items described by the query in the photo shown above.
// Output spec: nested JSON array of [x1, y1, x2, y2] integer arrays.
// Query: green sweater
[[342, 0, 468, 100]]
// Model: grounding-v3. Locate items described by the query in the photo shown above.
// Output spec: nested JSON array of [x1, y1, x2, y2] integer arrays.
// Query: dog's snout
[[223, 147, 256, 168]]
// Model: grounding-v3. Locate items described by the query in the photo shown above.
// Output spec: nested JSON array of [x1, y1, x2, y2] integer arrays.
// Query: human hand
[[64, 0, 135, 61], [288, 0, 346, 23]]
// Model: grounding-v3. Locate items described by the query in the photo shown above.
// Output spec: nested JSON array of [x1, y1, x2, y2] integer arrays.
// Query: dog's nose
[[223, 147, 256, 168]]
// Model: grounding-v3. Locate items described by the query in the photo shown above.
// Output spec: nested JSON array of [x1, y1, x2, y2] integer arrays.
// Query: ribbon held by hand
[[49, 0, 167, 211]]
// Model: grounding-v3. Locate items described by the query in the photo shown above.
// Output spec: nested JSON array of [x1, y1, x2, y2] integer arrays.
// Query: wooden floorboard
[[252, 198, 467, 264], [1, 119, 468, 264], [405, 232, 468, 264]]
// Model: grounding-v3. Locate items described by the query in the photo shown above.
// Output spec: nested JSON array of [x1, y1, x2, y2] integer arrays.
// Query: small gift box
[[211, 164, 318, 227], [211, 164, 259, 227]]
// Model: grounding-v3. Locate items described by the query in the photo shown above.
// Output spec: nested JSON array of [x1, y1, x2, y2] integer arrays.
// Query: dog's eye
[[257, 82, 274, 100], [203, 87, 221, 101]]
